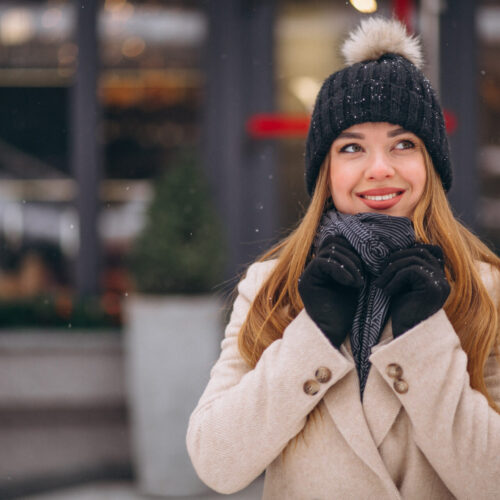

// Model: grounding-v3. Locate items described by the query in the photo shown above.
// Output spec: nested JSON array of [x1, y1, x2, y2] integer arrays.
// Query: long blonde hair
[[237, 149, 500, 412]]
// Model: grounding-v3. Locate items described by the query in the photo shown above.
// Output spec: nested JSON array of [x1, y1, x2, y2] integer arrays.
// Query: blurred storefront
[[478, 0, 500, 255], [0, 0, 499, 494], [0, 0, 498, 305], [0, 0, 207, 323]]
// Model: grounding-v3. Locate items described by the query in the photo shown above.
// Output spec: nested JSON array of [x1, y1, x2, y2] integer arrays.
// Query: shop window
[[478, 0, 500, 254], [0, 0, 207, 326]]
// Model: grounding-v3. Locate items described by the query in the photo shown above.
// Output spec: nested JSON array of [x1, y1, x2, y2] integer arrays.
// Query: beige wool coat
[[186, 260, 500, 499]]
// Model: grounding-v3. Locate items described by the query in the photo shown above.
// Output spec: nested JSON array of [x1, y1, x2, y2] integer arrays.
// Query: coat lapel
[[323, 374, 399, 497], [322, 322, 402, 498], [364, 318, 403, 447], [363, 365, 402, 447]]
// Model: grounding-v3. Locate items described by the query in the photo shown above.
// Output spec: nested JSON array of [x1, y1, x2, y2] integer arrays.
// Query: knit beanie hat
[[305, 17, 452, 196]]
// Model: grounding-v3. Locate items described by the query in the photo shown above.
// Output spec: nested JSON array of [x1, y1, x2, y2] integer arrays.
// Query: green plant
[[130, 150, 225, 294], [0, 293, 121, 329]]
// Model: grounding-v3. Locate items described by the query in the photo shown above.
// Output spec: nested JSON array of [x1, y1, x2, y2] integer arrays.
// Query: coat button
[[394, 379, 409, 394], [303, 380, 320, 396], [386, 363, 403, 379], [315, 366, 332, 383]]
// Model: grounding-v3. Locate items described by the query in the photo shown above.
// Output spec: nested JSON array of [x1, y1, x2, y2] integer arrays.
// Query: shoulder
[[477, 261, 500, 305], [237, 259, 278, 302]]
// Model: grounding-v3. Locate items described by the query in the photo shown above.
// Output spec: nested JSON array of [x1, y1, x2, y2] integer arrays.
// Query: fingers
[[317, 235, 364, 269], [301, 235, 364, 294], [374, 256, 440, 287], [375, 267, 449, 303], [318, 235, 356, 255], [310, 253, 364, 289], [419, 244, 445, 263], [374, 244, 448, 296], [375, 264, 444, 296], [383, 244, 445, 268]]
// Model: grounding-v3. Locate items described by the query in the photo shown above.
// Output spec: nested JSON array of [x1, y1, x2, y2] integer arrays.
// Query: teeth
[[363, 193, 399, 201]]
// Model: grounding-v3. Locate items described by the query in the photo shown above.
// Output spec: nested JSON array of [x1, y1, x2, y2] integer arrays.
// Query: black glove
[[374, 244, 450, 338], [299, 235, 365, 348]]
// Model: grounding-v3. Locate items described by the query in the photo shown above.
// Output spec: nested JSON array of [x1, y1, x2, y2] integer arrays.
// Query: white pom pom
[[341, 17, 424, 69]]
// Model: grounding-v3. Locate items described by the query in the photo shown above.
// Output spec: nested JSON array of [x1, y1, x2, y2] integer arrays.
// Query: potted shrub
[[125, 149, 225, 496]]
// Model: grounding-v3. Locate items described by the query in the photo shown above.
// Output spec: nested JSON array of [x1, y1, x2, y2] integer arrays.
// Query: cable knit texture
[[305, 52, 451, 195]]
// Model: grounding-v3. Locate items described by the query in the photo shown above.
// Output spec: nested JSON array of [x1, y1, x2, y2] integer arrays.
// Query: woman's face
[[328, 122, 427, 218]]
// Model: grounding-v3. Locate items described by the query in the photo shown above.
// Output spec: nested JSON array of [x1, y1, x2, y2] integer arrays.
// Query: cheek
[[329, 168, 358, 213], [329, 167, 356, 198], [409, 163, 427, 197]]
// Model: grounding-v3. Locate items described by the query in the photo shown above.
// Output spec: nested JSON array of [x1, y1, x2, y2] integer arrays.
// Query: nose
[[364, 152, 395, 180]]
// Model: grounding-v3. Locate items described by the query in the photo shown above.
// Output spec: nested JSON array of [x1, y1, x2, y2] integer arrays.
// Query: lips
[[356, 187, 406, 210]]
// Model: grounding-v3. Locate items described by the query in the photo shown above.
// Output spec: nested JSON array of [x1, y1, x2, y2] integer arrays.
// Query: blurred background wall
[[0, 0, 498, 497]]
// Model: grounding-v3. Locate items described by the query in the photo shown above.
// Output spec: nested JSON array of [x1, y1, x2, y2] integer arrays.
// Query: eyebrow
[[387, 127, 409, 137], [336, 127, 410, 140], [337, 132, 364, 139]]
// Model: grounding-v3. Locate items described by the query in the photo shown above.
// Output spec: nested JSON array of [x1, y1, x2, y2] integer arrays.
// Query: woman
[[187, 17, 500, 499]]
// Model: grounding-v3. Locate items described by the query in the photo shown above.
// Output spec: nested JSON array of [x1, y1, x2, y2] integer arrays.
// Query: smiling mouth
[[356, 189, 406, 210], [360, 191, 403, 201]]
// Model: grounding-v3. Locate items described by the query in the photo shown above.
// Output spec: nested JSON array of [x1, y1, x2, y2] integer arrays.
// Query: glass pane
[[0, 1, 75, 323], [478, 0, 500, 254]]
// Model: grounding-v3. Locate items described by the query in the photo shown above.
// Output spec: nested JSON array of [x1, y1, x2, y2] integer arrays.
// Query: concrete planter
[[0, 330, 130, 495], [124, 294, 222, 497]]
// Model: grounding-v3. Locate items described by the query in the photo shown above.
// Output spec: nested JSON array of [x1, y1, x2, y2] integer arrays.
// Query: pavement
[[19, 477, 264, 500]]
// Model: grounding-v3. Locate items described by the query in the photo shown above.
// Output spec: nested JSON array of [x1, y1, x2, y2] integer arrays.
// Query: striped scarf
[[314, 210, 415, 398]]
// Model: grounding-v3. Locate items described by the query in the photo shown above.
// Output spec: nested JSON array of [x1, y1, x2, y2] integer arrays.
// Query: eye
[[394, 139, 416, 150], [340, 143, 363, 153]]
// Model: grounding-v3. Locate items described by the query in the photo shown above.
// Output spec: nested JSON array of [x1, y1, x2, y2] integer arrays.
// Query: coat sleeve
[[186, 260, 355, 494], [369, 264, 500, 500]]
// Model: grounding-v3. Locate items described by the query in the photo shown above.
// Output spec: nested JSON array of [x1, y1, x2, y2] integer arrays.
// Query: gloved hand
[[299, 235, 365, 348], [374, 244, 450, 338]]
